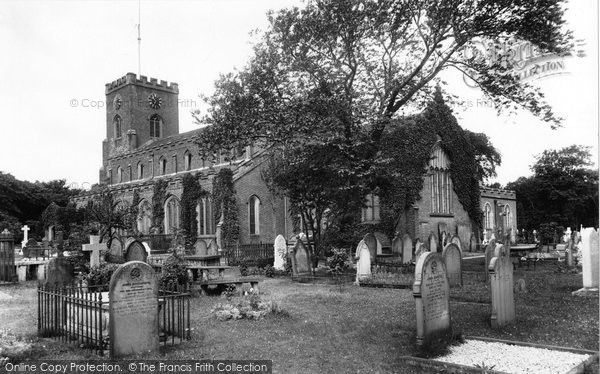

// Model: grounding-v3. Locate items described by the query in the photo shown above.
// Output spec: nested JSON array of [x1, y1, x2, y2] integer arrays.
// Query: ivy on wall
[[374, 88, 482, 237], [151, 179, 168, 234], [180, 173, 206, 249], [130, 189, 140, 235], [212, 168, 240, 247]]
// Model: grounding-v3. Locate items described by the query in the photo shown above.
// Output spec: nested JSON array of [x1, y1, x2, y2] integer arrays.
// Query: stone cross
[[21, 225, 30, 249], [82, 235, 105, 268]]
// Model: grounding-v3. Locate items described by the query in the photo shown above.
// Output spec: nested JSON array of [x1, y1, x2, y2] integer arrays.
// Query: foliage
[[538, 222, 564, 245], [212, 169, 240, 246], [85, 263, 119, 289], [211, 294, 289, 321], [151, 179, 168, 233], [264, 264, 275, 278], [180, 173, 206, 249], [83, 189, 130, 247], [326, 248, 349, 275], [129, 189, 140, 235], [506, 145, 598, 230], [159, 256, 190, 288], [464, 131, 502, 181]]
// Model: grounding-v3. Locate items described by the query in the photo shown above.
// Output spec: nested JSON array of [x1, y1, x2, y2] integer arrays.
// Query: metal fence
[[37, 282, 190, 356], [224, 243, 274, 266], [0, 230, 16, 282]]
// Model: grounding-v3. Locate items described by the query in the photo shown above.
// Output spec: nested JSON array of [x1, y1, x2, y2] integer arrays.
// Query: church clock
[[148, 93, 162, 109]]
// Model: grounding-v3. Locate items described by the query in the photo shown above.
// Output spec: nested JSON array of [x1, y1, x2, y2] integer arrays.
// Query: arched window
[[150, 114, 162, 138], [164, 196, 181, 234], [504, 204, 512, 230], [184, 151, 192, 171], [429, 142, 452, 215], [114, 115, 122, 139], [158, 157, 167, 175], [484, 203, 492, 229], [137, 200, 152, 234], [248, 195, 260, 235], [137, 162, 144, 179], [117, 166, 123, 183], [362, 193, 380, 223], [196, 198, 214, 235]]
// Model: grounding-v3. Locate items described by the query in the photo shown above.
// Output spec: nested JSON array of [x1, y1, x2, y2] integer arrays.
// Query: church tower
[[100, 73, 179, 183]]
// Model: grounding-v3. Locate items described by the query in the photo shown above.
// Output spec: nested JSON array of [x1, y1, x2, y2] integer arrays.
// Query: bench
[[194, 277, 260, 296]]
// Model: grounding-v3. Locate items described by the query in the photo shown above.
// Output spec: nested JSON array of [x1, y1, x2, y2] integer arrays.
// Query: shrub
[[159, 257, 189, 288], [211, 294, 289, 321], [264, 264, 274, 278], [239, 262, 249, 276], [326, 248, 349, 275], [85, 263, 119, 289]]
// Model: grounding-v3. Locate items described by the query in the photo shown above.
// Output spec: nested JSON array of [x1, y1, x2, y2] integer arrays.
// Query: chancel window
[[196, 198, 214, 235], [164, 196, 181, 234], [362, 194, 380, 223], [249, 195, 260, 235], [137, 200, 152, 234], [503, 204, 512, 230], [484, 203, 492, 229], [117, 166, 123, 183], [429, 141, 452, 215]]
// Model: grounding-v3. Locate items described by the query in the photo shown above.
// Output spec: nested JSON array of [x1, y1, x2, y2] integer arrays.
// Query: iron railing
[[224, 243, 274, 266]]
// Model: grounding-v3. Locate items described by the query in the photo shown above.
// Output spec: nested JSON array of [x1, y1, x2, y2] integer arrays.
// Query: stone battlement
[[105, 72, 179, 94], [480, 186, 516, 200]]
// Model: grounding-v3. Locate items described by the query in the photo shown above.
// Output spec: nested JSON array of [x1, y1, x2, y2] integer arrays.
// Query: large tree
[[195, 0, 571, 253], [506, 145, 598, 230]]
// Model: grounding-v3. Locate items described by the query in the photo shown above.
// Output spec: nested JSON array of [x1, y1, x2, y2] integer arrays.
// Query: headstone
[[21, 225, 30, 249], [109, 261, 159, 358], [207, 239, 218, 256], [442, 243, 462, 287], [354, 240, 371, 283], [291, 239, 310, 275], [580, 228, 599, 289], [273, 234, 287, 271], [374, 232, 391, 255], [391, 233, 402, 257], [25, 239, 39, 258], [402, 234, 413, 264], [414, 239, 425, 261], [194, 240, 208, 256], [450, 235, 462, 252], [46, 257, 74, 285], [82, 235, 106, 268], [413, 252, 452, 349], [427, 233, 438, 253], [469, 233, 477, 252], [440, 231, 448, 247], [489, 244, 515, 328], [108, 237, 124, 260], [566, 238, 574, 267], [484, 239, 497, 282], [438, 223, 448, 242], [363, 233, 377, 262], [514, 278, 527, 294], [124, 240, 148, 263]]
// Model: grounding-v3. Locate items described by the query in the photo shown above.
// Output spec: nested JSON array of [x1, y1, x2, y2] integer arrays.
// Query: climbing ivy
[[374, 89, 482, 236], [151, 179, 168, 234], [180, 173, 206, 249], [130, 189, 140, 235], [212, 168, 240, 247]]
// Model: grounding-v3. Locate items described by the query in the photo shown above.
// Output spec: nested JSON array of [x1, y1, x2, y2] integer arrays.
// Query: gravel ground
[[435, 339, 592, 374]]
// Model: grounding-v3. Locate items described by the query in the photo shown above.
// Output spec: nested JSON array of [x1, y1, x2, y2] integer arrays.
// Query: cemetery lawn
[[0, 259, 597, 374]]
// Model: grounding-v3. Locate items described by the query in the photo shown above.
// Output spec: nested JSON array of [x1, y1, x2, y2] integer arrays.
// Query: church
[[72, 72, 517, 256]]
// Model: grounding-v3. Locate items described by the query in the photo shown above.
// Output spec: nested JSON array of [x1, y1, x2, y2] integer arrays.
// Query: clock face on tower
[[148, 93, 162, 109]]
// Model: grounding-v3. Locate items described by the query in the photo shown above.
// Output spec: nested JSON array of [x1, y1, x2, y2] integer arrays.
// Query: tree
[[464, 130, 502, 181], [84, 189, 131, 247], [506, 145, 598, 230]]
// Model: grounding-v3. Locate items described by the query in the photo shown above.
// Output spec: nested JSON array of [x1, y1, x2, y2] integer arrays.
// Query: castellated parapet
[[105, 72, 179, 94], [480, 186, 516, 200]]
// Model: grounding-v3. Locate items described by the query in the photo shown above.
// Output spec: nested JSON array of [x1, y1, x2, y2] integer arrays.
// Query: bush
[[264, 264, 274, 278], [539, 222, 564, 245], [159, 256, 189, 288], [239, 262, 249, 276], [326, 248, 349, 275], [211, 294, 289, 321], [85, 263, 119, 289]]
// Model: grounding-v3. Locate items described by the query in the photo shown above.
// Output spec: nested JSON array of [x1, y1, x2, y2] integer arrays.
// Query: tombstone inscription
[[273, 234, 287, 271]]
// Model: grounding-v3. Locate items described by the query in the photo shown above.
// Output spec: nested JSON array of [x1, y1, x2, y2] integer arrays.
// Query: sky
[[0, 0, 597, 190]]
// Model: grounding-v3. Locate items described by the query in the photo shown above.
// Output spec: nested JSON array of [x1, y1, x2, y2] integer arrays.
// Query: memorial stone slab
[[442, 243, 462, 287], [363, 233, 377, 262], [46, 257, 74, 285], [124, 240, 148, 263], [194, 240, 208, 256], [450, 235, 462, 252], [108, 237, 124, 260], [414, 239, 425, 261], [428, 233, 438, 253], [391, 233, 402, 257], [580, 228, 599, 289], [402, 234, 413, 264], [109, 261, 159, 358], [413, 252, 452, 348], [440, 231, 448, 247], [291, 239, 310, 276], [374, 232, 391, 255], [469, 233, 477, 252], [489, 244, 515, 328], [273, 234, 287, 271], [355, 240, 371, 283]]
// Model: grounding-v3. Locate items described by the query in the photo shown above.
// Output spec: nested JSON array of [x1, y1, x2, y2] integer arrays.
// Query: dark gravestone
[[469, 233, 478, 252], [391, 233, 402, 257], [109, 238, 124, 260], [442, 243, 462, 287], [363, 233, 377, 263], [374, 232, 391, 255], [291, 239, 310, 276], [124, 240, 148, 263], [402, 234, 413, 264], [46, 257, 74, 285], [450, 235, 462, 252], [109, 261, 159, 358], [413, 252, 451, 349]]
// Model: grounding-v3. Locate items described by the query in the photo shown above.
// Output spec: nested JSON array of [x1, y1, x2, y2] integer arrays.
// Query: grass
[[0, 258, 597, 374]]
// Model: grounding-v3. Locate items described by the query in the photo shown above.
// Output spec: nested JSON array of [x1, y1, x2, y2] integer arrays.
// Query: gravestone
[[427, 233, 438, 253], [108, 237, 123, 260], [469, 233, 477, 252], [109, 261, 159, 358], [402, 234, 413, 264], [391, 233, 402, 257], [580, 228, 599, 289], [450, 235, 462, 252], [489, 244, 515, 328], [21, 225, 30, 249], [363, 233, 377, 262], [291, 239, 310, 276], [514, 278, 527, 294], [124, 240, 148, 263], [414, 239, 425, 261], [484, 239, 497, 282], [82, 235, 105, 268], [207, 239, 218, 256], [374, 232, 391, 255], [194, 240, 208, 256], [46, 257, 74, 285], [566, 238, 574, 266], [354, 240, 371, 283], [440, 231, 448, 247], [24, 239, 39, 258], [413, 252, 451, 348], [273, 234, 287, 271], [442, 243, 462, 287]]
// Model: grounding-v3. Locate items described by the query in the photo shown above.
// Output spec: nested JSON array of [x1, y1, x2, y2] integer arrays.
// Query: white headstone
[[355, 240, 371, 283], [273, 234, 287, 271], [450, 235, 462, 251], [82, 235, 105, 268], [413, 251, 452, 348], [402, 234, 413, 264], [580, 228, 599, 289], [428, 233, 438, 253], [489, 244, 515, 328], [414, 239, 425, 261]]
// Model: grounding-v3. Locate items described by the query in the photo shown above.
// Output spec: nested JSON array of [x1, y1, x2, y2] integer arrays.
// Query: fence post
[[0, 229, 16, 283]]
